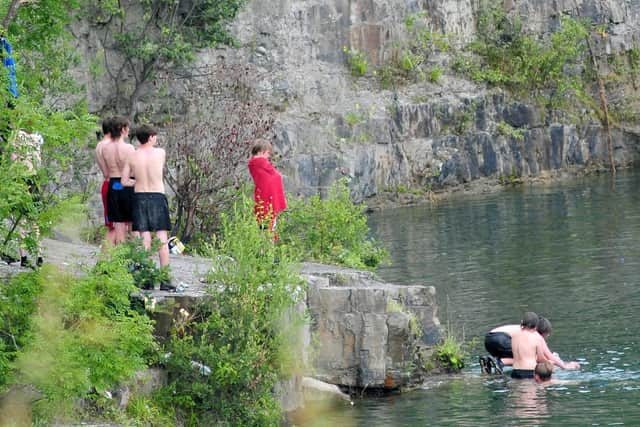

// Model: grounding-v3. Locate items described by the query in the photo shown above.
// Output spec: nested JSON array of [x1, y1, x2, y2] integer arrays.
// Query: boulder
[[300, 263, 441, 390]]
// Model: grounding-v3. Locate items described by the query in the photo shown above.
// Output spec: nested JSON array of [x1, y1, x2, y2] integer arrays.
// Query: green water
[[304, 170, 640, 426]]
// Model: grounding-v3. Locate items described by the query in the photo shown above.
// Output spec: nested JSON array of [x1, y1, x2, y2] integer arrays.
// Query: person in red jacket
[[248, 140, 287, 233]]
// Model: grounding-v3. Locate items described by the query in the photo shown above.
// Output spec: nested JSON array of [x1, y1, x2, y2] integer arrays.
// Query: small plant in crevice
[[387, 299, 421, 337], [496, 121, 525, 141], [344, 110, 365, 126], [428, 65, 443, 83], [343, 47, 369, 77], [498, 167, 522, 186], [433, 335, 466, 372], [429, 295, 468, 373]]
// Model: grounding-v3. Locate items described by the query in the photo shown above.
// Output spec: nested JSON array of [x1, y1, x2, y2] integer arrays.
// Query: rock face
[[301, 263, 440, 390], [225, 0, 640, 201], [74, 0, 640, 203]]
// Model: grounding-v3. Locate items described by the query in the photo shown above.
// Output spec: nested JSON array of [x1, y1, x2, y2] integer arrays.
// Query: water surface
[[304, 171, 640, 426]]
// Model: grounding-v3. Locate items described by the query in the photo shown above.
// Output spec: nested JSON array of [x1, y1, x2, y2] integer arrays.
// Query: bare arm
[[121, 153, 135, 187], [539, 338, 580, 369]]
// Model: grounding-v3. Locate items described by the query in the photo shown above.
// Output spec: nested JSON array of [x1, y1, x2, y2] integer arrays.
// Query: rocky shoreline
[[1, 237, 442, 416], [363, 164, 620, 211]]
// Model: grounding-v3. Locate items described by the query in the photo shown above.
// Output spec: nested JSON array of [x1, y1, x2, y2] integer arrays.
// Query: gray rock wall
[[301, 263, 440, 390], [74, 0, 640, 202], [224, 0, 640, 200]]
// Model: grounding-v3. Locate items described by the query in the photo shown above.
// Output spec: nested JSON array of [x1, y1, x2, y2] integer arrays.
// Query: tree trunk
[[1, 0, 29, 30]]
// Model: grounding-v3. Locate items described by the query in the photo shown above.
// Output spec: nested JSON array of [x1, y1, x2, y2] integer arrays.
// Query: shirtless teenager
[[121, 125, 175, 291], [100, 116, 134, 244], [483, 314, 580, 374], [95, 117, 116, 245], [510, 312, 547, 379]]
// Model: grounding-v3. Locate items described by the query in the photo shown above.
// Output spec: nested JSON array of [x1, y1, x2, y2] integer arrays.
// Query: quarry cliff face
[[77, 0, 640, 203]]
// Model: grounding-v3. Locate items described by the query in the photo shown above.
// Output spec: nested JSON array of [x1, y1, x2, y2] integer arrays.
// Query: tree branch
[[2, 0, 32, 30]]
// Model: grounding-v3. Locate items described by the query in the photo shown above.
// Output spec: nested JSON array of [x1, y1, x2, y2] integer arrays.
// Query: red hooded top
[[248, 156, 287, 221]]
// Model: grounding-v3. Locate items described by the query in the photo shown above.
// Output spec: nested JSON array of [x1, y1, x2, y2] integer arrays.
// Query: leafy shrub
[[9, 250, 156, 423], [1, 0, 98, 259], [119, 239, 171, 290], [467, 2, 589, 110], [161, 197, 306, 426], [433, 335, 466, 372], [278, 179, 388, 269], [0, 272, 43, 391]]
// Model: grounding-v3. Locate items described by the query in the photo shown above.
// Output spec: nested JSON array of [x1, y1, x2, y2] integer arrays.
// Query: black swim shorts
[[484, 332, 513, 359], [511, 369, 534, 379], [107, 177, 134, 223], [132, 192, 171, 232]]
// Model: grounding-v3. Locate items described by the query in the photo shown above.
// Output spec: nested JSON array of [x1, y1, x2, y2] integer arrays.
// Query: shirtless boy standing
[[99, 116, 134, 244], [95, 117, 116, 245], [121, 125, 175, 291], [510, 312, 547, 379]]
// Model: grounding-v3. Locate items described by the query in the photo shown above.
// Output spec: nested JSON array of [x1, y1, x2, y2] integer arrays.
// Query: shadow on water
[[303, 170, 640, 426]]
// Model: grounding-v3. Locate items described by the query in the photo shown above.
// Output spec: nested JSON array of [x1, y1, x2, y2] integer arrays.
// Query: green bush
[[278, 179, 388, 270], [433, 335, 466, 372], [9, 248, 156, 423], [161, 197, 306, 426], [467, 3, 589, 110], [119, 239, 171, 290], [0, 272, 43, 391]]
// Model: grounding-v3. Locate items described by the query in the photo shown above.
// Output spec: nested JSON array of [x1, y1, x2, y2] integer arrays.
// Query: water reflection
[[302, 171, 640, 426], [504, 380, 550, 426]]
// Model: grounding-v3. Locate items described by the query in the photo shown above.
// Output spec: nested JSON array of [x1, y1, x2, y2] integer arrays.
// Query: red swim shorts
[[101, 179, 114, 230]]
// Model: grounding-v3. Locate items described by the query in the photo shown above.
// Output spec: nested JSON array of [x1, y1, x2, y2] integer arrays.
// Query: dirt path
[[1, 238, 212, 298]]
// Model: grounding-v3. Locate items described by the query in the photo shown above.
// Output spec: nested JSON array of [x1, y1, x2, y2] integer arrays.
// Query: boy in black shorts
[[121, 124, 175, 291]]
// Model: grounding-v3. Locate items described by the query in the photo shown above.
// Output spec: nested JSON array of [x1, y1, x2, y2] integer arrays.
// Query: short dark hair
[[521, 311, 539, 329], [101, 117, 113, 136], [535, 361, 554, 380], [537, 316, 552, 337], [135, 124, 158, 144], [111, 116, 130, 138], [251, 139, 272, 156]]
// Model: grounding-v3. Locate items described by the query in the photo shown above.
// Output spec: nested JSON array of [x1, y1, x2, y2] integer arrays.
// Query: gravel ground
[[1, 238, 213, 298]]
